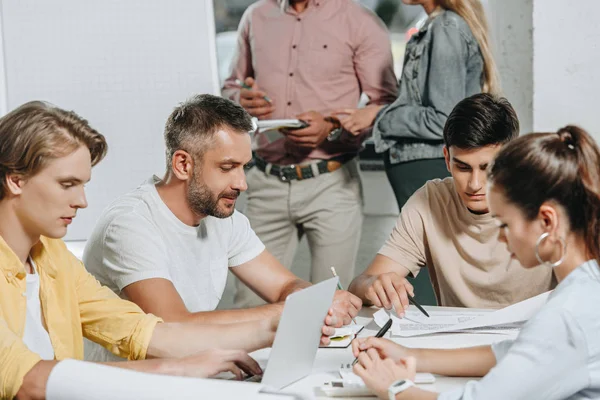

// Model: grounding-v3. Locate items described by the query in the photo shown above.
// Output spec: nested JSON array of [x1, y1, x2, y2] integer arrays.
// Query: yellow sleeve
[[0, 318, 42, 399], [72, 258, 162, 360]]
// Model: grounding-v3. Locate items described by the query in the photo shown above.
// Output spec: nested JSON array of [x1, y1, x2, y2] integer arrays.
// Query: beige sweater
[[379, 178, 554, 308]]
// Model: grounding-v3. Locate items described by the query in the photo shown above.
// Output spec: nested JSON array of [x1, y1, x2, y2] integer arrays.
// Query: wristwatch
[[388, 379, 415, 400], [324, 116, 343, 142]]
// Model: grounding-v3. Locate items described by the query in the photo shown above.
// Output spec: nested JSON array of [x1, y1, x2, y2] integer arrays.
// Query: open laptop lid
[[261, 277, 338, 390]]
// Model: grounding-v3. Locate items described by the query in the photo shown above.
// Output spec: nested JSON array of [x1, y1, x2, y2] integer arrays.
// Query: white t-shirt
[[83, 176, 265, 312], [22, 259, 55, 360]]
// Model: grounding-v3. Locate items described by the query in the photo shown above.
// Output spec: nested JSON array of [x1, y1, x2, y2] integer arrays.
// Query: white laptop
[[252, 277, 339, 391]]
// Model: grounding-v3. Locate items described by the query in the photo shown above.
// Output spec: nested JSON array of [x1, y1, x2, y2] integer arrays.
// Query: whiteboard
[[0, 0, 220, 240]]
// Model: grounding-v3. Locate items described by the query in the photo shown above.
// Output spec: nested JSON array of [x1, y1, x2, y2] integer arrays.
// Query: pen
[[408, 293, 430, 318], [235, 79, 272, 103], [352, 318, 392, 366], [330, 266, 358, 325]]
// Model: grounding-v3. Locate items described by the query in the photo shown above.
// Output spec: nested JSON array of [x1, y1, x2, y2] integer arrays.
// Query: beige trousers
[[233, 158, 364, 308]]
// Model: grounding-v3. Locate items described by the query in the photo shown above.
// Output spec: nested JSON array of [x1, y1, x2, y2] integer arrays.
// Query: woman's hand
[[331, 104, 384, 135], [352, 336, 411, 362], [353, 348, 417, 399]]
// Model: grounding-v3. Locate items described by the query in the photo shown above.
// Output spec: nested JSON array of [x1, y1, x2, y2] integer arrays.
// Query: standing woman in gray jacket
[[335, 0, 500, 209]]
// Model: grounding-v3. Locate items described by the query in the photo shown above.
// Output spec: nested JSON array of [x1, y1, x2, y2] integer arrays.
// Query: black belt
[[249, 154, 356, 181]]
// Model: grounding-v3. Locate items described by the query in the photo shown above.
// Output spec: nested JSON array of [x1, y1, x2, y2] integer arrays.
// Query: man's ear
[[443, 146, 451, 173], [5, 174, 25, 196], [171, 150, 195, 181]]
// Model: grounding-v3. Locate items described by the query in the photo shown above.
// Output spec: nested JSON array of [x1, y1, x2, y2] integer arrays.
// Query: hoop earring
[[535, 232, 567, 268]]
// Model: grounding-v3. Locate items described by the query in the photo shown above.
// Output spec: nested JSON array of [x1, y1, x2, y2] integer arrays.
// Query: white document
[[46, 359, 286, 400], [374, 291, 551, 337]]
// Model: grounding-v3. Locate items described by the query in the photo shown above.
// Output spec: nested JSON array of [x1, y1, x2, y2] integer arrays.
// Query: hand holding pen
[[351, 318, 393, 366], [364, 272, 428, 318], [235, 77, 275, 119]]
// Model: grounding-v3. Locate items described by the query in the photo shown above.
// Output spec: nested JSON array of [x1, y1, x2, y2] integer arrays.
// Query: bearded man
[[83, 94, 361, 362]]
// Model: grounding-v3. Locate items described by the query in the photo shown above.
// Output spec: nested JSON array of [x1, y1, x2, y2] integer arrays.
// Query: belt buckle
[[279, 164, 295, 182]]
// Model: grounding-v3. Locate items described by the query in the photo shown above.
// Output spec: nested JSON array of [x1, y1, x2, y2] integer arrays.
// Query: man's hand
[[363, 273, 414, 317], [318, 290, 361, 346], [326, 290, 362, 327], [353, 349, 417, 399], [283, 111, 333, 148], [164, 349, 262, 380], [239, 77, 275, 119]]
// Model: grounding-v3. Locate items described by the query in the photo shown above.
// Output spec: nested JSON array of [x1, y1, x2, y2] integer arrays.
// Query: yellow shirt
[[0, 236, 162, 399]]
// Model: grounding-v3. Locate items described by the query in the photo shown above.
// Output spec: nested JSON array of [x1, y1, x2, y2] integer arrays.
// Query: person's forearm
[[397, 387, 438, 400], [16, 360, 59, 400], [181, 303, 283, 324], [147, 318, 275, 358], [348, 274, 376, 304], [411, 346, 495, 377], [276, 278, 310, 302]]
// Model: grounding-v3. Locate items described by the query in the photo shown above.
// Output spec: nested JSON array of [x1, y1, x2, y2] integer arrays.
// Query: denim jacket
[[373, 9, 484, 164]]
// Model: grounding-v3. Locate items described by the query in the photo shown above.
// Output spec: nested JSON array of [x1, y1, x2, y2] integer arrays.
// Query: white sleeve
[[227, 210, 265, 267], [101, 212, 172, 291], [490, 339, 514, 363], [438, 309, 590, 400]]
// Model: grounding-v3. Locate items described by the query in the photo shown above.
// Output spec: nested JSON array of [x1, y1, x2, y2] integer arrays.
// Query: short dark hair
[[443, 93, 519, 149], [163, 94, 253, 165]]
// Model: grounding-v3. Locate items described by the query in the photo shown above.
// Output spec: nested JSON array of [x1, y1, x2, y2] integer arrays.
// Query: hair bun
[[557, 126, 577, 150]]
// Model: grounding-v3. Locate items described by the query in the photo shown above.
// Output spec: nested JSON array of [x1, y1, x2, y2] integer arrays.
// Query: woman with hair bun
[[350, 125, 600, 400]]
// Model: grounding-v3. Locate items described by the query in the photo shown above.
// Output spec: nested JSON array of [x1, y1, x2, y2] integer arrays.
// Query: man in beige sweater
[[349, 94, 554, 314]]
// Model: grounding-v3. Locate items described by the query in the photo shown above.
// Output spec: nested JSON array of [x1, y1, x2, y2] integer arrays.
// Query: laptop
[[250, 277, 339, 391]]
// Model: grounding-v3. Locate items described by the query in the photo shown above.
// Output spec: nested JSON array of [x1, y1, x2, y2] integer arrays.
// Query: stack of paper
[[374, 291, 551, 337]]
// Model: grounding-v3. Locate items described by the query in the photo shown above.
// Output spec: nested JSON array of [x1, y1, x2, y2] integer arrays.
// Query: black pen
[[408, 293, 430, 318], [352, 318, 392, 366]]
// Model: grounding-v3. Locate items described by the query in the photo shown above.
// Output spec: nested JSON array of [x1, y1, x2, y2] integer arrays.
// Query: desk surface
[[251, 306, 518, 399]]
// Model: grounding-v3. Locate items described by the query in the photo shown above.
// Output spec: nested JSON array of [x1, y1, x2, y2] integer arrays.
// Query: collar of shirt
[[278, 0, 324, 13], [0, 236, 57, 280]]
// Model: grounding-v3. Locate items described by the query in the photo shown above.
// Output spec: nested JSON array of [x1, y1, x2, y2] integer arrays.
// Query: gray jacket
[[373, 10, 484, 164]]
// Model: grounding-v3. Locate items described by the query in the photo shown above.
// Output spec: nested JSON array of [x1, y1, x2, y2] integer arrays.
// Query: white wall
[[485, 0, 534, 134], [532, 0, 600, 141], [486, 0, 600, 141], [0, 0, 220, 240]]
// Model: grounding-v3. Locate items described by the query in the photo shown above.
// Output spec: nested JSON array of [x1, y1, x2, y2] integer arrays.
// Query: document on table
[[373, 291, 551, 337]]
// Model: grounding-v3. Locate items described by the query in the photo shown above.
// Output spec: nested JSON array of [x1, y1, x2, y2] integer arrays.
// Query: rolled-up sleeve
[[0, 319, 42, 399], [74, 259, 163, 360]]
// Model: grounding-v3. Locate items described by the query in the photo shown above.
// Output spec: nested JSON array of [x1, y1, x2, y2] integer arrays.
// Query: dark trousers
[[384, 155, 451, 306]]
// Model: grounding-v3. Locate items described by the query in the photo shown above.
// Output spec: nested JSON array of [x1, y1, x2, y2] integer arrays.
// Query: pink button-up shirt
[[222, 0, 398, 165]]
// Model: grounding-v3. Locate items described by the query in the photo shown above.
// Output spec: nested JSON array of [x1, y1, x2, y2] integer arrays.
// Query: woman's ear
[[538, 202, 561, 238], [5, 174, 25, 196], [171, 150, 194, 181]]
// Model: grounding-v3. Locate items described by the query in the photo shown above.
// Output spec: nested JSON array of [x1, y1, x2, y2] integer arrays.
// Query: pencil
[[330, 266, 358, 325], [234, 79, 272, 103], [352, 318, 392, 366]]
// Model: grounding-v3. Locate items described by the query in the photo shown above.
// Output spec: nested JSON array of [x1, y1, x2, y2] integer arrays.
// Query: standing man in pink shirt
[[222, 0, 398, 307]]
